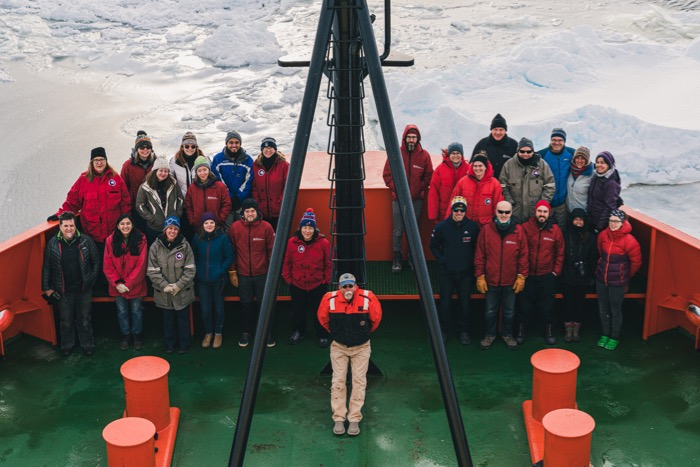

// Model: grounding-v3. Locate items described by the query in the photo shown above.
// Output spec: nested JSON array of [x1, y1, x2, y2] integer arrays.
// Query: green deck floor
[[0, 300, 698, 466]]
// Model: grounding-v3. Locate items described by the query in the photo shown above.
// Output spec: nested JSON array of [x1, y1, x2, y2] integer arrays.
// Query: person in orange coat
[[450, 151, 503, 227], [594, 209, 642, 350], [103, 213, 148, 351], [317, 273, 382, 437], [427, 142, 469, 224]]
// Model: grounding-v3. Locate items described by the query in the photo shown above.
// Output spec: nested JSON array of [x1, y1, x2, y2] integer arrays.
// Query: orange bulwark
[[120, 356, 180, 467]]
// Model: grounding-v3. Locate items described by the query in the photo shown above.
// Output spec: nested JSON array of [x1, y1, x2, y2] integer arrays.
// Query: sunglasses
[[452, 208, 466, 213], [341, 284, 354, 289], [139, 145, 152, 150], [518, 149, 533, 154], [183, 144, 197, 149], [497, 210, 511, 214]]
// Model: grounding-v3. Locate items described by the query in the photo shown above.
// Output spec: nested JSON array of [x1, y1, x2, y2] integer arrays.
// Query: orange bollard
[[531, 348, 580, 422], [121, 356, 172, 431], [120, 356, 180, 467], [543, 408, 595, 467], [103, 417, 156, 467], [522, 348, 581, 465]]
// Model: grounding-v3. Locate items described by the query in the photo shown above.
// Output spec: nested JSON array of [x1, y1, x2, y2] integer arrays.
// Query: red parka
[[103, 232, 148, 298], [475, 222, 529, 286], [252, 154, 289, 221], [520, 217, 565, 276], [185, 178, 232, 227], [596, 221, 642, 287], [57, 168, 131, 243], [450, 161, 503, 227], [282, 233, 331, 291], [120, 155, 154, 210], [382, 125, 434, 201], [228, 216, 275, 277], [427, 149, 469, 221]]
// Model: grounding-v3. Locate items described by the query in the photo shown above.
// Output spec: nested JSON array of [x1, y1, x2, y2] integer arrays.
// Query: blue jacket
[[538, 145, 574, 207], [211, 147, 254, 209], [429, 215, 479, 275], [192, 229, 234, 283]]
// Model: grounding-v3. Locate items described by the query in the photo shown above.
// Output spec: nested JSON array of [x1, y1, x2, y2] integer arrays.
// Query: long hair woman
[[136, 156, 184, 244]]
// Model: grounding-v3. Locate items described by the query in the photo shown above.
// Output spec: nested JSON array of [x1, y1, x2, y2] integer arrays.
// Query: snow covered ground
[[1, 0, 700, 241]]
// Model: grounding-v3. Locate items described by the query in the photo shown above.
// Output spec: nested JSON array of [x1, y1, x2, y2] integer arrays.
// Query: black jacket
[[430, 215, 480, 275], [561, 225, 597, 286], [472, 134, 518, 179], [42, 232, 100, 293]]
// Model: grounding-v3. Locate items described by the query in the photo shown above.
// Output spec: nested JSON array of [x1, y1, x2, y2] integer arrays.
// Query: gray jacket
[[147, 236, 196, 310], [136, 179, 184, 232], [499, 155, 555, 222]]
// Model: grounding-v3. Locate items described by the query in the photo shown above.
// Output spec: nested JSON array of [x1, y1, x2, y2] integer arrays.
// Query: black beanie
[[491, 113, 507, 131], [91, 147, 107, 160], [261, 136, 277, 151], [517, 137, 534, 151], [241, 198, 259, 211]]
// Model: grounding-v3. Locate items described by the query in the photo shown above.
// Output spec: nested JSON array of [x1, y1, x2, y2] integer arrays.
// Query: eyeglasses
[[497, 210, 511, 214], [183, 144, 197, 150], [452, 208, 466, 213], [92, 158, 106, 163], [139, 145, 152, 150], [609, 220, 622, 224], [341, 284, 354, 289], [518, 149, 533, 154]]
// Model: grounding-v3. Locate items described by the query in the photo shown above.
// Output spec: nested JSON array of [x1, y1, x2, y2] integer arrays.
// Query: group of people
[[386, 117, 642, 351]]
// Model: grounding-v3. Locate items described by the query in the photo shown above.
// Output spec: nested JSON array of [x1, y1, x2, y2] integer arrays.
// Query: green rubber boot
[[604, 338, 619, 350], [597, 336, 609, 347]]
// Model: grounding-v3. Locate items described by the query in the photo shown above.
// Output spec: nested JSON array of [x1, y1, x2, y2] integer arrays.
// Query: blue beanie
[[163, 215, 181, 231], [300, 208, 317, 229], [551, 128, 567, 141]]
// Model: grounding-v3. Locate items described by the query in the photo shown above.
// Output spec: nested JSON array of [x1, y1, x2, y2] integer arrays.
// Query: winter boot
[[515, 323, 527, 345], [133, 334, 143, 350], [544, 324, 556, 345], [572, 322, 581, 343], [391, 251, 402, 274], [564, 322, 574, 343]]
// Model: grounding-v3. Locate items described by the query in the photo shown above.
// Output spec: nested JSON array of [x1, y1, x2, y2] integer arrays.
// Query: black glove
[[47, 214, 59, 222]]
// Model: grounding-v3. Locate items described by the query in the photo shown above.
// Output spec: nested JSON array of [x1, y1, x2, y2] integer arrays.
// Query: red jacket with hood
[[252, 153, 289, 220], [450, 161, 503, 227], [475, 221, 529, 286], [382, 125, 434, 201], [427, 149, 469, 221], [120, 153, 154, 209], [228, 215, 275, 277], [282, 232, 332, 291], [57, 168, 131, 243], [103, 232, 148, 298], [595, 220, 642, 287], [520, 217, 565, 276], [185, 178, 232, 227]]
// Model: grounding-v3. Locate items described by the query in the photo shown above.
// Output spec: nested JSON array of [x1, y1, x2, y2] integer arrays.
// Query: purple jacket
[[587, 171, 621, 231]]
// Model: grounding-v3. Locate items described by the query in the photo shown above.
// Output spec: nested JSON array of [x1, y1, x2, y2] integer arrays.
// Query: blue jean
[[198, 279, 225, 334], [437, 269, 472, 334], [162, 307, 191, 350], [115, 296, 143, 336], [58, 290, 94, 350], [484, 285, 516, 337]]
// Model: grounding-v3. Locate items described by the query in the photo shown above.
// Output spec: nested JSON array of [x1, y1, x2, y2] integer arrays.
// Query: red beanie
[[535, 200, 551, 212]]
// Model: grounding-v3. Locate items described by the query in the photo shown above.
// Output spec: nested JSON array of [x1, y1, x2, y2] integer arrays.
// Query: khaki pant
[[330, 340, 371, 422]]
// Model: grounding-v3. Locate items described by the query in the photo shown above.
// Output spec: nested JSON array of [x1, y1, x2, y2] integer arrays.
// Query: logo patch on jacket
[[258, 169, 265, 176], [485, 198, 491, 205], [297, 245, 305, 253], [359, 320, 366, 325], [175, 252, 184, 260], [109, 179, 116, 186], [207, 196, 219, 200], [506, 240, 517, 245], [532, 169, 540, 177]]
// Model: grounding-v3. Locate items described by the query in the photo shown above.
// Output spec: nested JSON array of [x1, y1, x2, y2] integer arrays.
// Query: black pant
[[437, 269, 472, 334], [517, 273, 557, 326], [239, 273, 274, 334], [561, 283, 587, 323], [290, 284, 328, 338]]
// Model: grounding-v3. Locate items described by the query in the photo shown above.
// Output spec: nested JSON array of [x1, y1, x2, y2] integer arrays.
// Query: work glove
[[228, 270, 239, 287], [476, 275, 488, 294], [116, 283, 129, 294], [513, 274, 526, 294], [47, 214, 59, 222], [163, 285, 174, 294], [170, 284, 181, 296]]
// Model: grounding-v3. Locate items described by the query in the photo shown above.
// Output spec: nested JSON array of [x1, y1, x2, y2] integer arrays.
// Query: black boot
[[407, 254, 415, 271], [391, 251, 402, 274], [544, 324, 556, 345], [515, 323, 527, 345]]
